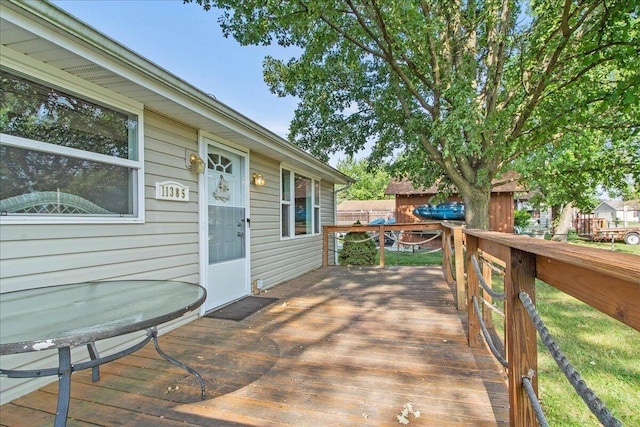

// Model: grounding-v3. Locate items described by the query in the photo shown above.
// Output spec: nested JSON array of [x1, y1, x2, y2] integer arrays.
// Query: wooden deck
[[0, 267, 508, 426]]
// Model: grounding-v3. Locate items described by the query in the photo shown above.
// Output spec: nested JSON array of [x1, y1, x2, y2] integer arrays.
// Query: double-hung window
[[281, 167, 321, 238], [0, 70, 143, 222]]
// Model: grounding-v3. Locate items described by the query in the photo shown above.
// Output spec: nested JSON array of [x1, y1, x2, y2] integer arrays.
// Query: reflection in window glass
[[282, 169, 291, 201], [1, 72, 137, 159], [281, 168, 319, 238], [314, 181, 321, 234], [295, 174, 312, 236], [281, 204, 290, 238], [0, 145, 132, 214], [0, 71, 140, 217], [208, 153, 233, 173], [208, 206, 245, 263]]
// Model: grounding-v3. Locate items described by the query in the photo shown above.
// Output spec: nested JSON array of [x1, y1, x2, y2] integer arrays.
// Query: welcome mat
[[205, 296, 279, 321]]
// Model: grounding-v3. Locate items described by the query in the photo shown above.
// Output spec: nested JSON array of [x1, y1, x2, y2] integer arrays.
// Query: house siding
[[0, 1, 350, 404], [0, 111, 201, 289], [248, 154, 333, 291], [0, 110, 202, 403]]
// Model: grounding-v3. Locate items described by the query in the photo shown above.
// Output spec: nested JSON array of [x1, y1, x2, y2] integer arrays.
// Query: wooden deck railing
[[324, 222, 640, 426], [322, 222, 444, 268], [448, 225, 640, 426]]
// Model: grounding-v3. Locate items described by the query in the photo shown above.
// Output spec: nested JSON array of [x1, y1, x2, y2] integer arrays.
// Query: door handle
[[237, 231, 244, 237]]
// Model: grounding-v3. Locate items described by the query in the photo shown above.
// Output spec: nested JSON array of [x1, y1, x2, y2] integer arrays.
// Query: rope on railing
[[329, 232, 441, 263], [484, 259, 506, 276], [335, 233, 379, 244], [519, 291, 623, 427], [447, 245, 457, 282], [470, 254, 506, 300], [480, 296, 505, 317], [446, 234, 454, 257], [443, 235, 458, 281], [471, 295, 507, 367], [522, 370, 550, 427], [391, 231, 442, 246]]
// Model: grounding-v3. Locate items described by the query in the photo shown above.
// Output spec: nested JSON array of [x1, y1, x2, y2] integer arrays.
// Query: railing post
[[453, 226, 466, 311], [466, 233, 481, 347], [379, 224, 385, 268], [442, 226, 453, 285], [323, 227, 329, 267], [505, 248, 538, 427]]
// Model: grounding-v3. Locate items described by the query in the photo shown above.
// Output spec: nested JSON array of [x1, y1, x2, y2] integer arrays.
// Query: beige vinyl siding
[[0, 111, 200, 290], [320, 181, 336, 225], [0, 110, 202, 403], [248, 154, 335, 290], [321, 182, 338, 265]]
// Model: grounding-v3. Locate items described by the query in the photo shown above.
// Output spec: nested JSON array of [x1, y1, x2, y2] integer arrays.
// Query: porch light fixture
[[253, 173, 266, 186], [186, 151, 205, 174]]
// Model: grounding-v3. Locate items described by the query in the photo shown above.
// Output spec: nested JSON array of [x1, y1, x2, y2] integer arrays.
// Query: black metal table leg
[[54, 346, 72, 427], [86, 342, 100, 382], [150, 327, 206, 399]]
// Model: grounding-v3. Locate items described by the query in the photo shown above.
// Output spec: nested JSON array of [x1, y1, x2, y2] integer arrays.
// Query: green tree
[[187, 0, 640, 229], [515, 127, 639, 239], [335, 157, 392, 202]]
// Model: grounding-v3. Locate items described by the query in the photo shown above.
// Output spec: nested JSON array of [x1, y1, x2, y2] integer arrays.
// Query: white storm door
[[205, 143, 249, 311]]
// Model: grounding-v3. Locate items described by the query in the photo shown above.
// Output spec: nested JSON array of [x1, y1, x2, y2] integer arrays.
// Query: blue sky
[[54, 0, 299, 140]]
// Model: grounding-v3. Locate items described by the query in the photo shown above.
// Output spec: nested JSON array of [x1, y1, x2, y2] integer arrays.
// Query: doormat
[[205, 296, 279, 321]]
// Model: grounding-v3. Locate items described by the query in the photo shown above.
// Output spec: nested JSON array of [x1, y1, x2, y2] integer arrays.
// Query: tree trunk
[[552, 202, 574, 242], [462, 186, 492, 230]]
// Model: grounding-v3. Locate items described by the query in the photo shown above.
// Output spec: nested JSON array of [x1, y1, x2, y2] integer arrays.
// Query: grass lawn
[[568, 236, 640, 255], [375, 247, 443, 266], [490, 278, 639, 426]]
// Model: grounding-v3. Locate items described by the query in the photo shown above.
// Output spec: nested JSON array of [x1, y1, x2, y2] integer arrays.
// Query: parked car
[[413, 202, 465, 220]]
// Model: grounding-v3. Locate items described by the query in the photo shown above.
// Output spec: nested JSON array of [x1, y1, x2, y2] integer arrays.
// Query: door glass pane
[[208, 205, 245, 264]]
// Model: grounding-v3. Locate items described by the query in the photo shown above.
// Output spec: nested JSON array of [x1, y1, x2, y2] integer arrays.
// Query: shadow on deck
[[1, 266, 508, 426]]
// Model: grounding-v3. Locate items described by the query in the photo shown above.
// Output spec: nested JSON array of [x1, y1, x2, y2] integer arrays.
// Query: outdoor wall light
[[253, 173, 266, 186], [186, 151, 205, 174]]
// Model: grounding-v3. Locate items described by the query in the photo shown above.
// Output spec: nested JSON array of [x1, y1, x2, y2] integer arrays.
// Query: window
[[314, 180, 321, 234], [281, 167, 320, 238], [0, 71, 142, 221]]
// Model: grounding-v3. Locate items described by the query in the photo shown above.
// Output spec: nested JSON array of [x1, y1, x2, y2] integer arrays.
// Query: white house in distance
[[594, 200, 640, 225], [0, 0, 351, 402]]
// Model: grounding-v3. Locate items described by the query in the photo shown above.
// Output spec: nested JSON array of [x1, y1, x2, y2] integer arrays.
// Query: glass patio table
[[0, 280, 207, 427]]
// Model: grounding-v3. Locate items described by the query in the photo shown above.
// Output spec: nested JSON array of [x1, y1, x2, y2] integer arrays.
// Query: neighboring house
[[0, 0, 351, 403], [594, 200, 640, 224], [384, 171, 523, 232], [336, 199, 395, 225]]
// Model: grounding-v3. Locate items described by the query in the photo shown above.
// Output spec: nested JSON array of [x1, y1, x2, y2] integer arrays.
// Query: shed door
[[204, 142, 249, 311]]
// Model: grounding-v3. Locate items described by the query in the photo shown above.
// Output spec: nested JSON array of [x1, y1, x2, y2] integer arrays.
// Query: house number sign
[[155, 181, 189, 202]]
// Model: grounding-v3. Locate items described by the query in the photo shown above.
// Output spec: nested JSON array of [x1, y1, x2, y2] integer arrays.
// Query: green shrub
[[339, 230, 377, 265], [514, 209, 532, 228]]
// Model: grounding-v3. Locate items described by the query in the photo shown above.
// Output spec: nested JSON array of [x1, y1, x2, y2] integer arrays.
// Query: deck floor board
[[1, 266, 508, 426]]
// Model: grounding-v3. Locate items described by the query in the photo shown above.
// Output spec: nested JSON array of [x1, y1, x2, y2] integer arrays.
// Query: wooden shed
[[385, 171, 523, 233]]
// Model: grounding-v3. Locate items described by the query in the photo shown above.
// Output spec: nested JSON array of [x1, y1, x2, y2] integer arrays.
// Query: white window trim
[[0, 52, 145, 224], [280, 164, 321, 240]]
